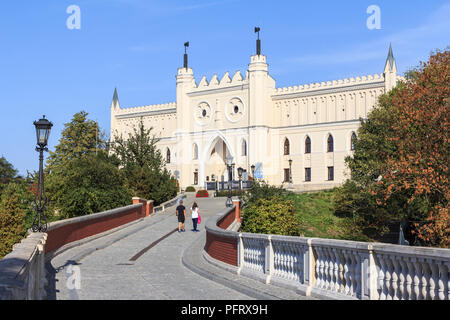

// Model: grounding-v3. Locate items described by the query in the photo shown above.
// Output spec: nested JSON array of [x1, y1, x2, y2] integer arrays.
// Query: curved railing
[[204, 201, 450, 300]]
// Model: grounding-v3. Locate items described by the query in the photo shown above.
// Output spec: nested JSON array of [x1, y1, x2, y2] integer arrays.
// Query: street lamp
[[251, 164, 255, 179], [32, 116, 53, 232], [237, 167, 243, 197], [225, 156, 233, 207]]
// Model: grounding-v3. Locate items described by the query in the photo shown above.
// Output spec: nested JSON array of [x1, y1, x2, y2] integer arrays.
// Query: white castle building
[[110, 33, 400, 192]]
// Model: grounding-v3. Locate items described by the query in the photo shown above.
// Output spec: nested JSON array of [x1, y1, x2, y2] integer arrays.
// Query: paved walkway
[[46, 195, 313, 300]]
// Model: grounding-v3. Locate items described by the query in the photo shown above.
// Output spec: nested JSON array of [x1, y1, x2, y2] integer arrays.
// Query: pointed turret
[[383, 44, 398, 92], [384, 43, 397, 72], [111, 87, 120, 109]]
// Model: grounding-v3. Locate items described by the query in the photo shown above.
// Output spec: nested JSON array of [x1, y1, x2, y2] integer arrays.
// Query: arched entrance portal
[[199, 133, 234, 187]]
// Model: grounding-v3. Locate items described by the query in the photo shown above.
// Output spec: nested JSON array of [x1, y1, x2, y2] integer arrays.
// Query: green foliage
[[47, 111, 104, 169], [241, 197, 300, 236], [215, 189, 247, 197], [0, 156, 19, 196], [243, 180, 291, 205], [110, 118, 177, 205], [334, 85, 411, 239], [46, 152, 131, 219], [185, 186, 196, 192], [44, 111, 132, 218], [0, 181, 32, 259]]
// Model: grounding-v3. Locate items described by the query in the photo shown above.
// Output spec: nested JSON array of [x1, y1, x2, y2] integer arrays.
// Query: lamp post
[[251, 164, 255, 179], [32, 116, 53, 232], [237, 167, 243, 198], [226, 156, 233, 207]]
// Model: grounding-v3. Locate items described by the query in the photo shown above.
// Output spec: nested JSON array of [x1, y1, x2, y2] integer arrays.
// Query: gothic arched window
[[351, 132, 357, 151], [305, 136, 311, 154], [327, 134, 334, 153], [193, 143, 198, 160], [284, 138, 290, 155], [166, 148, 171, 163], [242, 139, 247, 156]]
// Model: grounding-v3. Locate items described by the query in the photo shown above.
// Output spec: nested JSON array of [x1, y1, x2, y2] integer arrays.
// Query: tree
[[373, 49, 449, 247], [335, 49, 449, 247], [47, 153, 131, 218], [0, 181, 33, 258], [47, 111, 104, 169], [46, 111, 131, 218], [0, 156, 18, 195], [110, 118, 177, 205]]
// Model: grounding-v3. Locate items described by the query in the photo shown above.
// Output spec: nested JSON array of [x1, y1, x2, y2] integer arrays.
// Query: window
[[284, 168, 290, 183], [242, 139, 247, 156], [193, 143, 198, 160], [166, 148, 171, 163], [284, 138, 290, 155], [305, 136, 311, 154], [351, 132, 357, 151], [193, 172, 198, 185], [328, 166, 334, 181], [305, 168, 311, 182], [327, 134, 334, 153]]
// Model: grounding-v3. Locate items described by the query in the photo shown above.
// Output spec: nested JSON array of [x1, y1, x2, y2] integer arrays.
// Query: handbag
[[198, 213, 201, 224]]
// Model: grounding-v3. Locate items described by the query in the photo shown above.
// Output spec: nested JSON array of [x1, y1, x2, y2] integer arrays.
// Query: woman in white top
[[191, 202, 199, 232]]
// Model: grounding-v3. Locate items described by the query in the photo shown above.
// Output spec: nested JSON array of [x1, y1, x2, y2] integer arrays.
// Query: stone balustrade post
[[265, 235, 274, 284]]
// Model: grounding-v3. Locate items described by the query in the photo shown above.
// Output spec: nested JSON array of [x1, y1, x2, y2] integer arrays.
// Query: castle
[[110, 33, 401, 192]]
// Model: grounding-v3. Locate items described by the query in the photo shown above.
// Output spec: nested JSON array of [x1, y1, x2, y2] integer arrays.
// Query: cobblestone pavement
[[46, 194, 313, 300]]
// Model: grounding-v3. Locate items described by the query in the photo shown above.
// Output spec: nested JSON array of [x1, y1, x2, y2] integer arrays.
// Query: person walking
[[176, 200, 186, 232], [191, 202, 200, 232]]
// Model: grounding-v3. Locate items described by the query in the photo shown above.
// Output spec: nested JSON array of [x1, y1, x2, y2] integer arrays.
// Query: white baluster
[[384, 255, 393, 300], [437, 262, 448, 300], [413, 259, 422, 300], [429, 260, 439, 300], [398, 258, 408, 300], [337, 249, 345, 294], [405, 259, 415, 300], [324, 249, 330, 290], [377, 256, 387, 300], [421, 260, 431, 300], [390, 256, 400, 300], [343, 250, 351, 296], [352, 252, 361, 299]]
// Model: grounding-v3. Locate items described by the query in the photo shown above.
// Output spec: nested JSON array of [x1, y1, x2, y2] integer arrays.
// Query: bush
[[243, 180, 291, 205], [241, 197, 300, 236], [215, 190, 247, 197], [196, 190, 209, 198], [185, 186, 196, 192], [0, 182, 32, 259], [46, 153, 132, 218]]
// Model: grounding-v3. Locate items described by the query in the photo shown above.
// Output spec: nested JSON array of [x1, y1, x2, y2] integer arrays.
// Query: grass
[[286, 189, 372, 242]]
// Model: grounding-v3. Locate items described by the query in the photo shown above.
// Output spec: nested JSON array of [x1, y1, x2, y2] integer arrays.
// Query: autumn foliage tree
[[372, 49, 449, 247], [335, 49, 449, 247]]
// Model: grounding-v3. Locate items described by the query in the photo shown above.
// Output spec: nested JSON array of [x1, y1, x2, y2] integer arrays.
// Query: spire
[[385, 43, 396, 70], [112, 87, 119, 108]]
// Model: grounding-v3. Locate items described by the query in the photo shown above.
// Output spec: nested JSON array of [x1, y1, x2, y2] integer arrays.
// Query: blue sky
[[0, 0, 449, 176]]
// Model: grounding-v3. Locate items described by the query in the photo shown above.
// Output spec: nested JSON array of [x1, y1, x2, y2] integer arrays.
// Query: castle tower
[[384, 44, 397, 92], [176, 42, 195, 134], [247, 28, 275, 176]]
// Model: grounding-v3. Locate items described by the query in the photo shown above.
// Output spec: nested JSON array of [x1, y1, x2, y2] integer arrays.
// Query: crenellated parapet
[[114, 102, 177, 116], [273, 73, 385, 96], [192, 70, 248, 91]]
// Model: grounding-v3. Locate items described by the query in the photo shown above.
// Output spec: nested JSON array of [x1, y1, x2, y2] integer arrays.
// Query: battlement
[[114, 102, 176, 115], [192, 70, 248, 90], [273, 73, 385, 95]]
